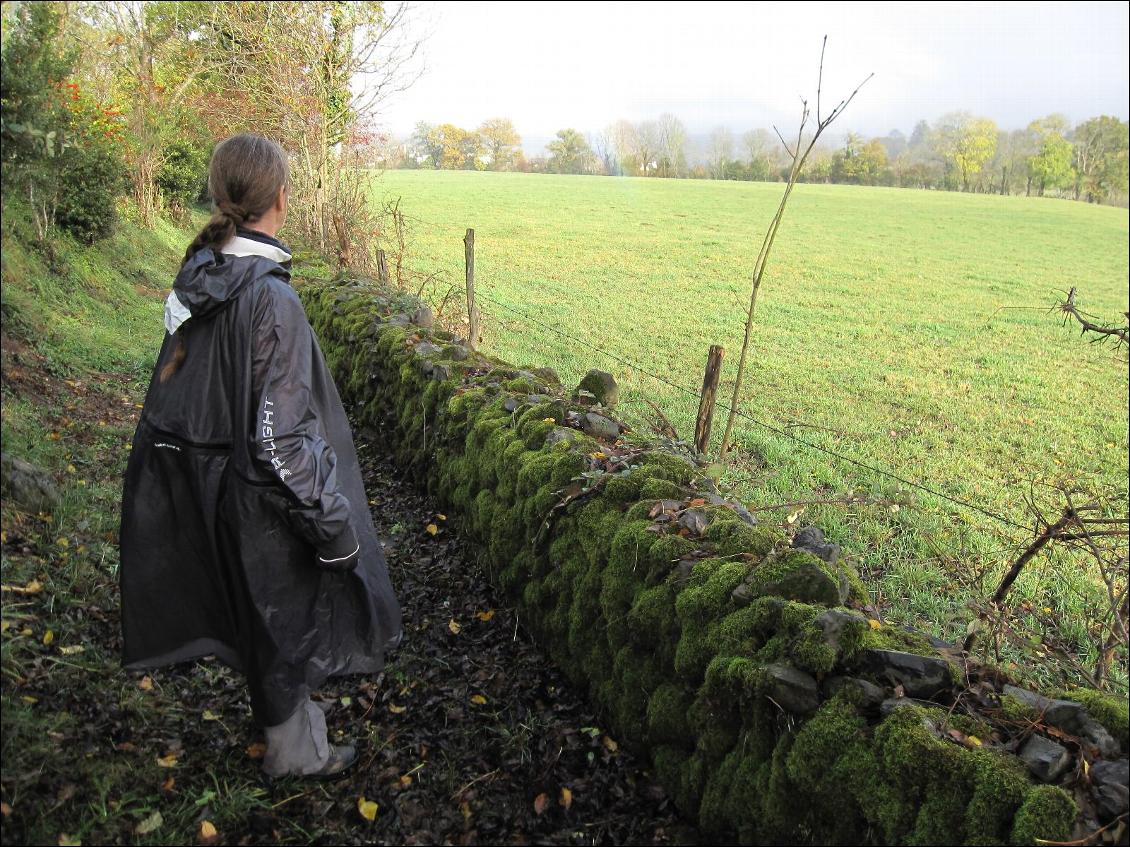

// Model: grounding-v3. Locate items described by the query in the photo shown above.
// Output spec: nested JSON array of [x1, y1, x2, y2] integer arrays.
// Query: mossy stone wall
[[300, 280, 1120, 845]]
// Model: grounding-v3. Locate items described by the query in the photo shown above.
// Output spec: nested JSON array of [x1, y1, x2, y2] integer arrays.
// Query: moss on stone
[[703, 518, 778, 558], [639, 478, 686, 501], [1010, 786, 1076, 846], [646, 683, 693, 746], [1052, 687, 1128, 752]]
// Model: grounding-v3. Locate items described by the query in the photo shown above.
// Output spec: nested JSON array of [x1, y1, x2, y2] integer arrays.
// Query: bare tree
[[656, 113, 687, 178], [708, 126, 733, 179], [718, 39, 872, 456]]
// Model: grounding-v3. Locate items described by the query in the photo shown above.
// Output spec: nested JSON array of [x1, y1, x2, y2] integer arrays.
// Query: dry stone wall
[[300, 279, 1128, 845]]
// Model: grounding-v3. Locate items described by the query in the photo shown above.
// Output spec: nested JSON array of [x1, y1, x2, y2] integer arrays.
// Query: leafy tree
[[934, 112, 998, 191], [1072, 116, 1129, 203], [477, 117, 521, 171], [546, 128, 595, 174], [1027, 114, 1074, 196]]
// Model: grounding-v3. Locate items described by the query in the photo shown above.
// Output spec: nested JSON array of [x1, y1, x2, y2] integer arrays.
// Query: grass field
[[376, 170, 1130, 685]]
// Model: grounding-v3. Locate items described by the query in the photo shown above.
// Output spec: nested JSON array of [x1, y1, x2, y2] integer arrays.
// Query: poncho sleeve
[[249, 276, 359, 568]]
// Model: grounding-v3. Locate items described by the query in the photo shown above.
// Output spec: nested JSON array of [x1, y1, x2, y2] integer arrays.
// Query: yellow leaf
[[161, 776, 175, 792], [868, 619, 882, 630], [357, 796, 379, 822], [156, 753, 178, 768], [138, 676, 154, 691], [399, 774, 413, 788], [436, 513, 446, 521], [199, 820, 218, 842], [22, 695, 38, 705], [0, 531, 7, 544], [66, 464, 76, 474], [56, 537, 69, 548], [533, 792, 549, 815], [476, 610, 495, 622], [560, 786, 573, 809], [246, 742, 267, 759], [135, 810, 163, 836], [1042, 607, 1053, 614], [470, 694, 487, 705], [202, 710, 219, 721], [24, 580, 43, 595], [0, 621, 9, 633], [57, 835, 81, 846], [20, 628, 33, 637], [388, 703, 407, 715], [602, 735, 619, 753], [448, 619, 462, 634], [542, 417, 555, 423], [43, 630, 55, 645], [966, 735, 983, 747], [589, 452, 606, 460], [426, 523, 438, 535], [59, 645, 84, 655]]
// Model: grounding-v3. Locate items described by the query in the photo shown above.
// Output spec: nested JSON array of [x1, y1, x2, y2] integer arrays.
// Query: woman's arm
[[249, 277, 359, 570]]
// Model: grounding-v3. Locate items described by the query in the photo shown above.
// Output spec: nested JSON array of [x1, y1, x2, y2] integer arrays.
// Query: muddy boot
[[261, 696, 357, 781]]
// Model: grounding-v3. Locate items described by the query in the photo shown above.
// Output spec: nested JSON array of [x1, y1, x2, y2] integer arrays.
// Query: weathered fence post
[[376, 249, 390, 288], [464, 228, 481, 350], [695, 345, 725, 455]]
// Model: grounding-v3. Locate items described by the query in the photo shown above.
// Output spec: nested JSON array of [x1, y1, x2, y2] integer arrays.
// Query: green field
[[376, 170, 1130, 683]]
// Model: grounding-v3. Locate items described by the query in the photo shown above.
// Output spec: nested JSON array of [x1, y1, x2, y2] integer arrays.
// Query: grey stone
[[444, 344, 469, 361], [545, 427, 579, 448], [573, 389, 598, 407], [1002, 685, 1120, 757], [813, 609, 868, 653], [577, 369, 619, 407], [502, 397, 521, 413], [531, 367, 561, 385], [414, 340, 443, 357], [411, 306, 434, 328], [792, 526, 841, 566], [1091, 760, 1129, 822], [678, 509, 709, 536], [582, 413, 621, 441], [728, 502, 758, 527], [862, 649, 953, 699], [763, 663, 820, 714], [822, 676, 887, 711], [0, 453, 60, 514], [1018, 734, 1073, 783]]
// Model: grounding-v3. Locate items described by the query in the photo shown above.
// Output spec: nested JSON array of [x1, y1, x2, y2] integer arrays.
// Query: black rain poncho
[[119, 232, 401, 726]]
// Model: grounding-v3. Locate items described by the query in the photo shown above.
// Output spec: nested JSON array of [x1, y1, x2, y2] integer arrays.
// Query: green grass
[[375, 170, 1129, 686]]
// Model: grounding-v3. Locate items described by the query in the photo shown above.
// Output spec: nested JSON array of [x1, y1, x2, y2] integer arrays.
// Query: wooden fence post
[[376, 249, 389, 288], [695, 345, 725, 455], [464, 228, 481, 350]]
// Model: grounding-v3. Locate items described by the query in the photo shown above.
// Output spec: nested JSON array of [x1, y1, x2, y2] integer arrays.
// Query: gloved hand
[[315, 524, 360, 572]]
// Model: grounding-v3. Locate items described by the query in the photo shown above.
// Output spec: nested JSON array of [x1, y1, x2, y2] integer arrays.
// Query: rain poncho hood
[[120, 230, 401, 725]]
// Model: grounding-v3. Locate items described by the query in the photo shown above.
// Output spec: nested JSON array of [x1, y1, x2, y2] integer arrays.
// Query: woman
[[119, 134, 401, 780]]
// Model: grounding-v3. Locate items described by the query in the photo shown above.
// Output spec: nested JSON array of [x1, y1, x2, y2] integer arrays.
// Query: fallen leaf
[[542, 417, 555, 423], [868, 619, 882, 630], [42, 630, 54, 645], [399, 774, 413, 788], [202, 710, 220, 721], [388, 703, 407, 715], [59, 645, 84, 655], [19, 628, 33, 637], [470, 694, 487, 706], [435, 513, 446, 521], [56, 537, 69, 548], [533, 792, 549, 815], [246, 742, 267, 759], [560, 786, 573, 809], [476, 610, 495, 622], [448, 619, 462, 634], [966, 735, 983, 747], [199, 820, 218, 844], [135, 810, 163, 835], [57, 835, 80, 846], [357, 796, 379, 822], [602, 736, 619, 753], [156, 754, 178, 768], [0, 802, 11, 817], [161, 776, 175, 793], [22, 696, 37, 705], [688, 497, 706, 507], [425, 523, 438, 535], [24, 579, 43, 594], [460, 800, 472, 824], [137, 676, 154, 691]]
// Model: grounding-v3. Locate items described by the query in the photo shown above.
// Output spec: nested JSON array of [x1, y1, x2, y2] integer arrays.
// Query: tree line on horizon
[[389, 112, 1129, 206]]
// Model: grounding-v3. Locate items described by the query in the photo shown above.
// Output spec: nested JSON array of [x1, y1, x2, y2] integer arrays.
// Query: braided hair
[[163, 135, 289, 383]]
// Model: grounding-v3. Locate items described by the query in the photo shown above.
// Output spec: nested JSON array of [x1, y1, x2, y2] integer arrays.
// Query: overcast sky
[[373, 1, 1130, 152]]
